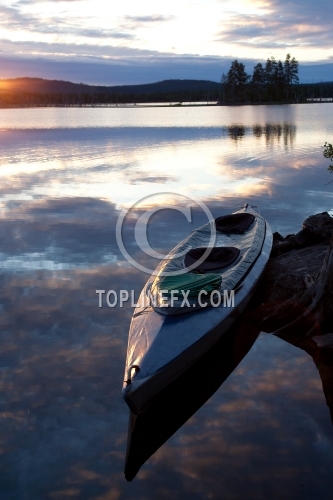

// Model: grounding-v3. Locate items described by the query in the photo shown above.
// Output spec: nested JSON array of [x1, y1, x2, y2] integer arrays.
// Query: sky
[[0, 0, 332, 85]]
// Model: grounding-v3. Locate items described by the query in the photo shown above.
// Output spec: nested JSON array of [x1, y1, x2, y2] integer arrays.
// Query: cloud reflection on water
[[0, 122, 331, 238], [0, 257, 157, 497], [1, 105, 333, 498], [143, 335, 333, 500], [1, 263, 332, 499]]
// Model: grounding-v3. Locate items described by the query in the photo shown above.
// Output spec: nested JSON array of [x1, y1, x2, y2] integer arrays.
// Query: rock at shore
[[249, 212, 333, 338]]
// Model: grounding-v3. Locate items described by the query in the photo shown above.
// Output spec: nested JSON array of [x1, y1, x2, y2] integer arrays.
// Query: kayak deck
[[122, 206, 272, 414]]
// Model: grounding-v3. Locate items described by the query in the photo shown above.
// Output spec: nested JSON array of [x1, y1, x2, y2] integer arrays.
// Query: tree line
[[0, 89, 219, 107], [220, 54, 301, 103], [0, 57, 332, 107]]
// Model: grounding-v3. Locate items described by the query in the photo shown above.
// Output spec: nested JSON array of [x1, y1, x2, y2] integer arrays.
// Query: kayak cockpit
[[145, 209, 265, 315]]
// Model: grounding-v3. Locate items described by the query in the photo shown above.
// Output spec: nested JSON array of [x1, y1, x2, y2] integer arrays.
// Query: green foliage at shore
[[323, 142, 333, 174]]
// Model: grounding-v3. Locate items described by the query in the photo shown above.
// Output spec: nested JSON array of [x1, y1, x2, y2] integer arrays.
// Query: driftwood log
[[248, 212, 333, 338]]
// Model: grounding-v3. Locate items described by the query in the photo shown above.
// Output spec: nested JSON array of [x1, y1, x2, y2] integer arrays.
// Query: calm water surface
[[1, 104, 333, 499]]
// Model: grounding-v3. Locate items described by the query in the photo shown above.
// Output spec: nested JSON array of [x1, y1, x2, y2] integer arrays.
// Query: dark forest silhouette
[[0, 54, 332, 107], [221, 54, 302, 103]]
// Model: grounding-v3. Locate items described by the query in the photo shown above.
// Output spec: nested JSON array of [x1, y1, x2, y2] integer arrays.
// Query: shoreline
[[0, 101, 332, 110]]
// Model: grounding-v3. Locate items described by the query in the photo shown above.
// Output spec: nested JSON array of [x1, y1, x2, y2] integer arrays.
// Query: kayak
[[122, 204, 272, 414]]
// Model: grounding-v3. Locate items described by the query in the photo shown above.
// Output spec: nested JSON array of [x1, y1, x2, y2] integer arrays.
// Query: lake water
[[1, 104, 333, 499]]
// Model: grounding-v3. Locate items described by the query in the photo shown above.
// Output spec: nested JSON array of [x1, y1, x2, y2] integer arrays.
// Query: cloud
[[0, 0, 332, 85], [75, 28, 134, 39], [127, 174, 179, 184], [0, 53, 228, 85], [0, 37, 166, 60], [216, 0, 333, 49], [0, 4, 38, 29], [124, 14, 174, 23], [0, 4, 134, 40], [18, 0, 83, 3], [0, 50, 332, 85], [219, 19, 331, 50]]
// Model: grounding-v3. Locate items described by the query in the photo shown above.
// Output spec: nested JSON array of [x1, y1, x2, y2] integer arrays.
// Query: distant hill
[[0, 77, 332, 107], [0, 77, 221, 95]]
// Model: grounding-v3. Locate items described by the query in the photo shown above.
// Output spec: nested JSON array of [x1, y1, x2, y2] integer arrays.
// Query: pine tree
[[276, 61, 285, 85], [284, 53, 292, 85], [252, 63, 265, 85], [226, 60, 249, 86], [220, 73, 228, 85], [284, 53, 299, 85], [265, 57, 277, 85], [290, 56, 299, 84]]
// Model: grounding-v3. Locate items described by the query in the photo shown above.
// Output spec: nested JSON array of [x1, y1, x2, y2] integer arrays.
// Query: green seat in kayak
[[151, 273, 222, 298]]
